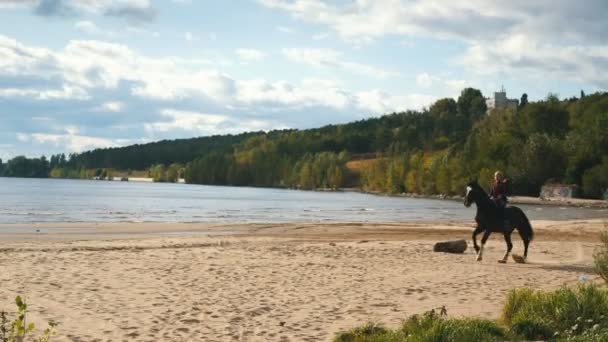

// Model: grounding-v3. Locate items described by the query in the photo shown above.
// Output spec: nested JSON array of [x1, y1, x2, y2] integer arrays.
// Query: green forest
[[1, 89, 607, 199]]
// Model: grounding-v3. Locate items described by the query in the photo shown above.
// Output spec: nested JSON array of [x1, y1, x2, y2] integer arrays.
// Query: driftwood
[[433, 239, 467, 254]]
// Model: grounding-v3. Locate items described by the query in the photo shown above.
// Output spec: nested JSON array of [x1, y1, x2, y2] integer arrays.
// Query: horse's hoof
[[476, 256, 482, 262], [497, 259, 507, 264], [512, 254, 526, 264]]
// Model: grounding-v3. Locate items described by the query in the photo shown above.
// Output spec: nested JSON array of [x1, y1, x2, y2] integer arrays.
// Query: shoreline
[[1, 218, 605, 242], [337, 188, 608, 209]]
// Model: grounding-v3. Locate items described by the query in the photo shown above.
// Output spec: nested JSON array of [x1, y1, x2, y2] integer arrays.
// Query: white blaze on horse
[[464, 180, 533, 263]]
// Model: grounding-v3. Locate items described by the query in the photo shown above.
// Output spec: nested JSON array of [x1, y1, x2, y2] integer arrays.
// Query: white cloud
[[183, 31, 195, 41], [236, 78, 351, 110], [75, 21, 99, 33], [126, 26, 160, 37], [276, 26, 294, 34], [312, 32, 329, 40], [235, 48, 266, 63], [0, 0, 35, 9], [282, 48, 399, 79], [97, 101, 125, 112], [145, 109, 281, 136], [355, 90, 436, 114], [16, 132, 120, 153], [0, 33, 434, 117], [415, 72, 467, 94], [0, 85, 89, 100], [461, 35, 608, 88], [416, 73, 437, 88], [260, 0, 608, 87]]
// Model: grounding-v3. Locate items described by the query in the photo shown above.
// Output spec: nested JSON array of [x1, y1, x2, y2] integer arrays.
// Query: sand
[[0, 219, 606, 341]]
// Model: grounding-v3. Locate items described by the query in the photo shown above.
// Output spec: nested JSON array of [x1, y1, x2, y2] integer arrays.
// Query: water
[[0, 178, 606, 224]]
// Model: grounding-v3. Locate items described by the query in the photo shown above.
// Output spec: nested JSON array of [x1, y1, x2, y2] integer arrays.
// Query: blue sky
[[0, 0, 606, 159]]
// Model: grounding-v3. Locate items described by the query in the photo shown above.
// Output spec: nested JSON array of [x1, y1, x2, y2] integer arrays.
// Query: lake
[[0, 177, 606, 224]]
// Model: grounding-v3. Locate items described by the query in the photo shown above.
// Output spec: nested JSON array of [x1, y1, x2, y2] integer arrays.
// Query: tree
[[581, 90, 586, 98], [519, 102, 569, 137], [519, 93, 528, 110], [457, 88, 487, 124]]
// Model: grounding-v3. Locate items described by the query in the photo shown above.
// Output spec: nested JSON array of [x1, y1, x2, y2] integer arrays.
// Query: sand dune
[[0, 219, 605, 341]]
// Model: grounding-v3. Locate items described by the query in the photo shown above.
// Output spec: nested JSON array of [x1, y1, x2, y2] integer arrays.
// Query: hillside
[[1, 89, 607, 198]]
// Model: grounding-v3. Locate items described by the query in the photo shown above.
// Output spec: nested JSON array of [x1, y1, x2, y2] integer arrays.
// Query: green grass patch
[[594, 229, 608, 284], [333, 311, 507, 342], [335, 285, 608, 341], [502, 284, 608, 339]]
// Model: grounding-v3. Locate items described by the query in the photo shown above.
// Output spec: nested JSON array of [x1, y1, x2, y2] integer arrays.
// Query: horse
[[464, 180, 534, 263]]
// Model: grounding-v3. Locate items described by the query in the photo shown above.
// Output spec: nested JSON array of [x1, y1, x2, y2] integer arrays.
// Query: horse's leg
[[523, 236, 530, 260], [472, 225, 483, 254], [477, 230, 491, 261], [498, 231, 513, 263]]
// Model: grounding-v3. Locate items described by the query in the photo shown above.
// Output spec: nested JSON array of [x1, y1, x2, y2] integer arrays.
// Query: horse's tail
[[513, 206, 534, 242]]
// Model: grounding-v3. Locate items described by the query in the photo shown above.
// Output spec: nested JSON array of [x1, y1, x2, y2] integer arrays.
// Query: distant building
[[486, 86, 518, 113]]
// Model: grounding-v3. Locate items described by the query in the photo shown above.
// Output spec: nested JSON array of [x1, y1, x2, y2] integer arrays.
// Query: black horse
[[464, 180, 534, 263]]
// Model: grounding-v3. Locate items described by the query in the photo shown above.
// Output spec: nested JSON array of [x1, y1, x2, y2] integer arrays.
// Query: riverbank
[[350, 188, 608, 209], [0, 219, 605, 341]]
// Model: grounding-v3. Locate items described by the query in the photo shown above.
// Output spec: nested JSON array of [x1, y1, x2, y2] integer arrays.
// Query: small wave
[[4, 211, 63, 216]]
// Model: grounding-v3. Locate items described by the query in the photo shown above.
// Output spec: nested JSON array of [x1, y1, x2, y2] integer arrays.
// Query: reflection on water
[[0, 178, 605, 224]]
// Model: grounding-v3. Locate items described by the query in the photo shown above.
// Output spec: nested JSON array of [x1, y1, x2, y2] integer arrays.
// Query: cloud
[[0, 33, 446, 158], [235, 49, 266, 63], [97, 101, 124, 112], [6, 0, 157, 22], [276, 26, 294, 34], [145, 109, 282, 137], [235, 78, 351, 110], [282, 48, 399, 79], [312, 32, 329, 40], [260, 0, 608, 88], [0, 85, 89, 100], [355, 90, 436, 114], [0, 0, 36, 9], [416, 73, 437, 88], [461, 35, 608, 88], [183, 31, 195, 41], [0, 34, 426, 114], [16, 131, 120, 153]]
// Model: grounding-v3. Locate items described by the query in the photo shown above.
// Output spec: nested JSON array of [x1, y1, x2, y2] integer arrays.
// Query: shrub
[[333, 322, 395, 342], [399, 311, 506, 342], [510, 319, 553, 340], [502, 285, 608, 338], [333, 310, 506, 342], [0, 296, 58, 342], [594, 228, 608, 284]]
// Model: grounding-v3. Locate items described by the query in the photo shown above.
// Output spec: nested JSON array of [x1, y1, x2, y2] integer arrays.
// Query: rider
[[489, 171, 510, 209], [490, 171, 510, 229]]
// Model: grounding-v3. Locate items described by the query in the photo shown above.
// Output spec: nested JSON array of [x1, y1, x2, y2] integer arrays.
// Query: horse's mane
[[471, 181, 488, 196], [469, 180, 497, 210]]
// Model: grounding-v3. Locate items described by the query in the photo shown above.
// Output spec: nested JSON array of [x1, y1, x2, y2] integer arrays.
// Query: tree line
[[2, 88, 607, 198]]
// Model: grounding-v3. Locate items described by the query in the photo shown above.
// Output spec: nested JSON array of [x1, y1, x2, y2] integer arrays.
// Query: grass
[[334, 285, 608, 341], [502, 285, 608, 340], [334, 310, 507, 342], [594, 229, 608, 283]]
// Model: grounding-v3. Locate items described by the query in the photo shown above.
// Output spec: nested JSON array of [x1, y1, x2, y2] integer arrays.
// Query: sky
[[0, 0, 606, 159]]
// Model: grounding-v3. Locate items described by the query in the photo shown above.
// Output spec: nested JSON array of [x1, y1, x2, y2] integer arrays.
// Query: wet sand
[[0, 219, 606, 341]]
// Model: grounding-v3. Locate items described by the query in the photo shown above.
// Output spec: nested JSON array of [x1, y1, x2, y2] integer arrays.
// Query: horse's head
[[464, 180, 480, 208]]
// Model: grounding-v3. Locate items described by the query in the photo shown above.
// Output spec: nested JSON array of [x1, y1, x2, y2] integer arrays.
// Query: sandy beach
[[0, 219, 606, 341]]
